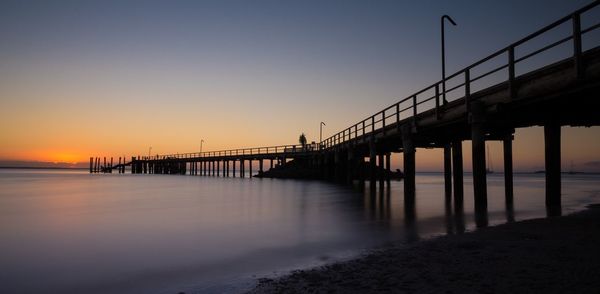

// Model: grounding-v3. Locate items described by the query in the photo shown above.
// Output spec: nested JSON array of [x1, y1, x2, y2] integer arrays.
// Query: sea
[[1, 168, 599, 293]]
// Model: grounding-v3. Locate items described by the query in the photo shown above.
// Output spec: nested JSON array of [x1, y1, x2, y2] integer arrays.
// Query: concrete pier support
[[452, 140, 464, 209], [401, 124, 416, 197], [544, 123, 561, 215], [470, 101, 488, 227], [232, 160, 236, 177], [503, 133, 514, 207], [217, 161, 220, 177], [443, 144, 452, 201]]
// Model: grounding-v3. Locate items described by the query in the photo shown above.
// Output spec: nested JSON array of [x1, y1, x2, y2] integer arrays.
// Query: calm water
[[1, 169, 599, 294]]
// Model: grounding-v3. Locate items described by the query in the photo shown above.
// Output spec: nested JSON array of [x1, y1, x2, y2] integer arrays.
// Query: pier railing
[[321, 1, 600, 149], [147, 143, 318, 160]]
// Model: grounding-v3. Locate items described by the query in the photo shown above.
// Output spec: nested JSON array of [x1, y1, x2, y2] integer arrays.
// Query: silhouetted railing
[[149, 143, 318, 160], [321, 2, 600, 150]]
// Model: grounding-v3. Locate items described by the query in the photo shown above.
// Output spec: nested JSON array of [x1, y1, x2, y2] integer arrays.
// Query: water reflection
[[0, 170, 597, 294]]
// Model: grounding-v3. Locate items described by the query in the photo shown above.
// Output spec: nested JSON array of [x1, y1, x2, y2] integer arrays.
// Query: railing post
[[465, 69, 471, 113], [508, 46, 516, 100], [396, 103, 400, 131], [412, 95, 417, 118], [573, 13, 583, 80], [371, 116, 375, 134], [382, 111, 386, 135], [362, 121, 366, 137], [435, 83, 440, 119]]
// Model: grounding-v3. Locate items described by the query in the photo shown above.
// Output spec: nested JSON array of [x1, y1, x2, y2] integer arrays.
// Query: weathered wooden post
[[385, 152, 391, 185], [89, 157, 93, 173], [444, 143, 452, 201], [249, 159, 253, 178], [470, 101, 488, 227], [452, 140, 463, 209], [401, 124, 416, 197], [232, 160, 236, 177], [378, 153, 385, 187], [503, 133, 514, 207], [240, 160, 245, 178], [369, 141, 377, 189], [259, 159, 263, 175], [545, 123, 561, 216]]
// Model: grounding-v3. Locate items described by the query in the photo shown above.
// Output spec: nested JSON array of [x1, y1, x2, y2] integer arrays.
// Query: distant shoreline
[[0, 166, 87, 170]]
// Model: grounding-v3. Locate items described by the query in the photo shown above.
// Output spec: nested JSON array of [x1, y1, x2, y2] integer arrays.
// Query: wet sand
[[248, 204, 600, 294]]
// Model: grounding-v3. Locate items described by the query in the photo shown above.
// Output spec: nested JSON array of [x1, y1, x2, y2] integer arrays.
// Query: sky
[[0, 0, 599, 172]]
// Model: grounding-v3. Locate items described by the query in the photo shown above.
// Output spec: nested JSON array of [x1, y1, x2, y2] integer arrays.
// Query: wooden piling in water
[[544, 123, 561, 215], [240, 160, 245, 178], [401, 124, 416, 196], [378, 153, 385, 187], [444, 144, 452, 201], [470, 101, 488, 227], [452, 140, 464, 210], [385, 153, 391, 185], [89, 157, 93, 173], [249, 159, 253, 178], [503, 133, 514, 207], [369, 141, 376, 188]]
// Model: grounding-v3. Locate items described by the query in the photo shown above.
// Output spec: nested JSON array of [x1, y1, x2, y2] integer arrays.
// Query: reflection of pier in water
[[93, 3, 600, 224]]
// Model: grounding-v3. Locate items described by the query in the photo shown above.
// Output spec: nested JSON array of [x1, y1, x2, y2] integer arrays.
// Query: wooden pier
[[92, 3, 600, 223]]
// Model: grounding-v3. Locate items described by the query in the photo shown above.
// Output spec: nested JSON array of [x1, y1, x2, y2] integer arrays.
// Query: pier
[[93, 3, 600, 221]]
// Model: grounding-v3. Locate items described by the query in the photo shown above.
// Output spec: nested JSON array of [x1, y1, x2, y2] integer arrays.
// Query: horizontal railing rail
[[144, 143, 318, 160], [321, 2, 600, 150]]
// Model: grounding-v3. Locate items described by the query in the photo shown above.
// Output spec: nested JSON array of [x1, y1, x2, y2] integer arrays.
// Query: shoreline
[[248, 204, 600, 293]]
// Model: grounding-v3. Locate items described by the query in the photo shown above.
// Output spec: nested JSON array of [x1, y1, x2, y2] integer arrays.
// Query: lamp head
[[442, 15, 457, 26]]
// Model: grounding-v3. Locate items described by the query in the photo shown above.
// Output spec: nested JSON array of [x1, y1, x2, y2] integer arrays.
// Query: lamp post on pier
[[320, 121, 326, 149], [200, 139, 204, 157], [441, 14, 457, 104]]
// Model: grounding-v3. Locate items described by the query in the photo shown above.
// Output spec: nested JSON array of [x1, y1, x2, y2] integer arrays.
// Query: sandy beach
[[248, 204, 600, 294]]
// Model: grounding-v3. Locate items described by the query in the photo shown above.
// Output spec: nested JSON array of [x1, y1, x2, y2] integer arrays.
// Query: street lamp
[[441, 14, 457, 104], [320, 121, 326, 148], [200, 139, 204, 156], [148, 146, 152, 158]]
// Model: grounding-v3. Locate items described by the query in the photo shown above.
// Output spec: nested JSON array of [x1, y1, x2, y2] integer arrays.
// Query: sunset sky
[[1, 0, 599, 172]]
